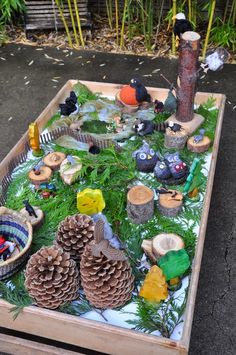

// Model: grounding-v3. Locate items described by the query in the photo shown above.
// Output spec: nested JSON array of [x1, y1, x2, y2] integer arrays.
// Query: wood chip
[[8, 117, 13, 121], [25, 81, 30, 85], [36, 48, 43, 51], [0, 57, 6, 61], [152, 69, 160, 73], [28, 60, 34, 66], [142, 74, 152, 77], [100, 63, 106, 67], [51, 79, 58, 82]]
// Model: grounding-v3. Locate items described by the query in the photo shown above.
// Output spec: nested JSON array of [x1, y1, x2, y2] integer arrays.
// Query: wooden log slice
[[127, 185, 154, 224], [158, 190, 183, 217], [28, 166, 52, 186], [164, 128, 188, 149], [187, 136, 211, 153], [60, 156, 82, 185], [20, 207, 44, 228], [43, 152, 66, 170], [152, 233, 185, 258], [141, 240, 156, 263]]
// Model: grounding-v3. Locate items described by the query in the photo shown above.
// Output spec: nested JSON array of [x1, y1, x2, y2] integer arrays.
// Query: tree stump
[[28, 166, 52, 186], [152, 233, 185, 258], [176, 31, 201, 122], [127, 185, 154, 224], [187, 136, 211, 153], [43, 152, 66, 170], [158, 189, 183, 217], [164, 127, 188, 149]]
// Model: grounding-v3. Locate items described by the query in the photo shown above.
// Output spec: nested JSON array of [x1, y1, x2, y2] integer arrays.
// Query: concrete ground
[[0, 43, 235, 355]]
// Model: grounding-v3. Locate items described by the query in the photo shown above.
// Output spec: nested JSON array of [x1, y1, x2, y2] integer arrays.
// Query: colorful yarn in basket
[[0, 207, 33, 280]]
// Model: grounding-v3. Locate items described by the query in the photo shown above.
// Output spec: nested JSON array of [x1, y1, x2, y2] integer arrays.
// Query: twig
[[160, 74, 177, 92]]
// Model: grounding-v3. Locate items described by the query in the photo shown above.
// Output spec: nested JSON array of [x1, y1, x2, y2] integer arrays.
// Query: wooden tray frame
[[0, 80, 226, 355]]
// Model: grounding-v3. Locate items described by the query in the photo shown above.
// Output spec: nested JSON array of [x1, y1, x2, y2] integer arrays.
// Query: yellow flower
[[77, 188, 106, 215]]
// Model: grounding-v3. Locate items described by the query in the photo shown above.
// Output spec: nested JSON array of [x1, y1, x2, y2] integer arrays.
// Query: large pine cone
[[56, 214, 94, 262], [25, 245, 79, 309], [80, 244, 134, 308]]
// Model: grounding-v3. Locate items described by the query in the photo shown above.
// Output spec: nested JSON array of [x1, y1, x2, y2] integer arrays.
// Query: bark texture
[[176, 31, 201, 122]]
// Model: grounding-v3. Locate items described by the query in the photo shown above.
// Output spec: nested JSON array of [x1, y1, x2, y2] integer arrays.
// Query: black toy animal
[[59, 91, 78, 116], [173, 13, 193, 39], [23, 200, 38, 218], [130, 78, 151, 103]]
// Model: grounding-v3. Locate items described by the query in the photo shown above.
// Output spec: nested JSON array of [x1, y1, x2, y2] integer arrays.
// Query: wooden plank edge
[[0, 300, 186, 355], [0, 332, 83, 355], [181, 93, 226, 350]]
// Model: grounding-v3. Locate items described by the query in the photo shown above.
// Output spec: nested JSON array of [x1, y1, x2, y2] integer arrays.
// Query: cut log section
[[116, 92, 139, 114], [43, 152, 66, 170], [60, 156, 82, 185], [28, 166, 52, 186], [20, 207, 44, 228], [187, 136, 211, 153], [127, 185, 154, 224], [158, 189, 183, 217], [141, 240, 156, 263], [164, 128, 188, 149], [152, 233, 185, 258]]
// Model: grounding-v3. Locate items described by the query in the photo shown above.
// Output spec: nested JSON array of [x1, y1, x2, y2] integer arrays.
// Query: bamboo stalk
[[105, 0, 112, 29], [223, 0, 230, 24], [202, 0, 216, 59], [73, 0, 85, 48], [172, 0, 177, 55], [115, 0, 119, 45], [154, 0, 164, 47], [55, 0, 73, 48], [120, 0, 128, 49], [188, 0, 192, 22], [67, 0, 79, 47]]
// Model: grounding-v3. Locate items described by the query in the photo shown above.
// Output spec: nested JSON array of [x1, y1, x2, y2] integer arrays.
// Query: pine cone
[[80, 243, 135, 309], [56, 214, 95, 262], [25, 245, 79, 309]]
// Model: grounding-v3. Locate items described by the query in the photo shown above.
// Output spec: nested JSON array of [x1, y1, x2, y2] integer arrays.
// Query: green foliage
[[73, 82, 99, 105], [126, 289, 188, 338], [0, 272, 33, 319], [0, 0, 25, 25], [210, 17, 236, 51], [58, 296, 92, 316], [81, 120, 110, 134], [0, 25, 7, 47]]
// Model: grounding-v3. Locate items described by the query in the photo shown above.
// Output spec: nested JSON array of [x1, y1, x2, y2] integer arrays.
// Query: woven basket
[[0, 207, 33, 280]]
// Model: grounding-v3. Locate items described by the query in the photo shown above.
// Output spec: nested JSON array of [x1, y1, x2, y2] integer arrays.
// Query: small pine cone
[[80, 244, 135, 309], [25, 245, 79, 309], [56, 214, 95, 262]]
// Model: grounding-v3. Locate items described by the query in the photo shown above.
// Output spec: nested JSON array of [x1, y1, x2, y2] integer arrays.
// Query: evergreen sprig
[[126, 289, 188, 338]]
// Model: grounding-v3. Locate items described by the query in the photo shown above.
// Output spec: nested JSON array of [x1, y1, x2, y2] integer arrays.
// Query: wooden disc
[[152, 233, 184, 258], [43, 152, 66, 170], [187, 136, 211, 153], [159, 190, 183, 209], [127, 186, 154, 205], [20, 207, 44, 228], [28, 166, 52, 185]]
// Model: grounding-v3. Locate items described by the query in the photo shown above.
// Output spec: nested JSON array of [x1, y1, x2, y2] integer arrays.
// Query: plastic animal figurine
[[172, 13, 193, 39], [132, 140, 159, 173], [133, 119, 181, 137], [168, 121, 182, 132], [59, 91, 78, 116], [33, 161, 45, 175], [0, 236, 16, 261], [23, 200, 38, 218], [193, 129, 205, 144]]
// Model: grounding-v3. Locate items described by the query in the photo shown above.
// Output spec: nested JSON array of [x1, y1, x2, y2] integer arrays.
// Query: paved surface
[[0, 43, 236, 355]]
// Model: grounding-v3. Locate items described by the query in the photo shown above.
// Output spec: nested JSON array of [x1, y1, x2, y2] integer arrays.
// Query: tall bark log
[[176, 31, 201, 122]]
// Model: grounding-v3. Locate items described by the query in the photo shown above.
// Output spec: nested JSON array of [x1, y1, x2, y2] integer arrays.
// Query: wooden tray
[[0, 80, 226, 355]]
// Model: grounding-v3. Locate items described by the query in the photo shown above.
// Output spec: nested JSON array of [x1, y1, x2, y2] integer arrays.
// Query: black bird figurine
[[173, 13, 193, 39], [23, 200, 38, 218], [130, 78, 151, 103]]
